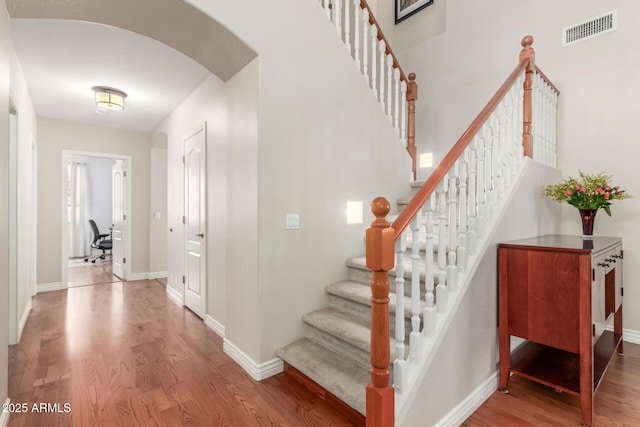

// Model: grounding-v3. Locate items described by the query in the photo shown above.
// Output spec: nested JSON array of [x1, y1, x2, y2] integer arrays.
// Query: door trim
[[60, 150, 132, 287]]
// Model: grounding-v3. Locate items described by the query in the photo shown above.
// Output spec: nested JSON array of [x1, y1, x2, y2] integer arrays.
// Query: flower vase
[[578, 209, 597, 237]]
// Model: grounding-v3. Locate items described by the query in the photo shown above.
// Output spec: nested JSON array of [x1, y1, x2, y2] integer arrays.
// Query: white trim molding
[[205, 315, 225, 338], [128, 272, 149, 281], [605, 325, 640, 345], [223, 339, 283, 381], [37, 282, 66, 293], [18, 297, 32, 341], [434, 372, 498, 427], [1, 398, 10, 427], [148, 271, 168, 280], [166, 285, 184, 306]]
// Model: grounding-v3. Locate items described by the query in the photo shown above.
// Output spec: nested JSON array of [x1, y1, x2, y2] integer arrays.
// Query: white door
[[112, 160, 127, 279], [184, 125, 206, 318]]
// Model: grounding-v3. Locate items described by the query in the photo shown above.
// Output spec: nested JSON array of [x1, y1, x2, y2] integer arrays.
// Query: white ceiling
[[10, 18, 213, 133]]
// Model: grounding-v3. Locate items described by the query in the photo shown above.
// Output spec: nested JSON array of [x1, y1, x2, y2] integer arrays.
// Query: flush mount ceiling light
[[91, 86, 127, 111]]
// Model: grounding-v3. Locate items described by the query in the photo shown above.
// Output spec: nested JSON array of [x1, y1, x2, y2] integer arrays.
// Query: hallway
[[8, 280, 357, 426]]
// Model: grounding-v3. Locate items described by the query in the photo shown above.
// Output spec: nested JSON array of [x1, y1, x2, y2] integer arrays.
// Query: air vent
[[563, 10, 617, 47]]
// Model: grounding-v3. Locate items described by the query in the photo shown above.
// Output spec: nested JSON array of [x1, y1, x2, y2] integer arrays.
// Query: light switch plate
[[286, 214, 299, 230]]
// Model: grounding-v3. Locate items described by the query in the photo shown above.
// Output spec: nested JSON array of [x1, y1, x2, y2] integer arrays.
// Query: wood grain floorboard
[[8, 278, 359, 426], [463, 343, 640, 426]]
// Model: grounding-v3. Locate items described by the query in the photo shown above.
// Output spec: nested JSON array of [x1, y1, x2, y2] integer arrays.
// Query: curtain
[[68, 162, 90, 258]]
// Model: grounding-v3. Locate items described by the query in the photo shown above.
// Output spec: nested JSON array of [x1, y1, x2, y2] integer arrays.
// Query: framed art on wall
[[395, 0, 434, 24]]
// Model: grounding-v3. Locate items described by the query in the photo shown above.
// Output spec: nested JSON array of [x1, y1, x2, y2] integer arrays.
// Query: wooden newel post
[[365, 197, 395, 427], [519, 35, 535, 158], [406, 73, 418, 181]]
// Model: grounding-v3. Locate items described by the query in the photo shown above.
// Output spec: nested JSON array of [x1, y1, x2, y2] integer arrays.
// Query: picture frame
[[395, 0, 434, 24]]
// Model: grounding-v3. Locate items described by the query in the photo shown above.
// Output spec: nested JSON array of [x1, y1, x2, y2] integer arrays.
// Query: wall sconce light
[[420, 152, 433, 168], [92, 86, 127, 111], [346, 201, 363, 224]]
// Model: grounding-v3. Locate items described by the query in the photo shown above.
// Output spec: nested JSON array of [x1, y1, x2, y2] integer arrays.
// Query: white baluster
[[394, 231, 407, 393], [476, 135, 486, 239], [400, 80, 408, 142], [386, 54, 393, 118], [436, 179, 448, 313], [323, 0, 331, 19], [422, 195, 436, 337], [409, 215, 421, 362], [334, 0, 342, 39], [467, 138, 478, 253], [344, 0, 351, 53], [483, 125, 494, 215], [370, 25, 378, 98], [378, 39, 386, 106], [447, 163, 458, 292], [361, 9, 369, 82], [393, 68, 400, 131], [457, 151, 468, 273], [353, 0, 360, 71]]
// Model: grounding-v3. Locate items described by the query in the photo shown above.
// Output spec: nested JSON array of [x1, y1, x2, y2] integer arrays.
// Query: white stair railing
[[365, 36, 560, 425], [319, 0, 418, 179]]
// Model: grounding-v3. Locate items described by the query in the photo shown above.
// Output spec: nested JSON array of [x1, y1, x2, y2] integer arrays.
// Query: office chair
[[84, 219, 113, 263]]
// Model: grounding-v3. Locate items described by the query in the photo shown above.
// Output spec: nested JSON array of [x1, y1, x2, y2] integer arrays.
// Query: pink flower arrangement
[[545, 171, 631, 216]]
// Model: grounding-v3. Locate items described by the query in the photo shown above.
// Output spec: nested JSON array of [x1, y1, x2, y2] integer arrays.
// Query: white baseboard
[[605, 325, 640, 345], [148, 271, 168, 280], [166, 285, 184, 306], [205, 315, 225, 338], [18, 297, 32, 341], [0, 398, 10, 427], [434, 372, 498, 427], [128, 272, 150, 281], [128, 271, 168, 281], [223, 339, 283, 381], [37, 282, 66, 293]]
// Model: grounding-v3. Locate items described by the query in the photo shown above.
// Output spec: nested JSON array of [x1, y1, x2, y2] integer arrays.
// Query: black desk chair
[[84, 219, 113, 263]]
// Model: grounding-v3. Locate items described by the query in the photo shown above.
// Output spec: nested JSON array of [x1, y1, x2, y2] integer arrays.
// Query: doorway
[[61, 150, 132, 288]]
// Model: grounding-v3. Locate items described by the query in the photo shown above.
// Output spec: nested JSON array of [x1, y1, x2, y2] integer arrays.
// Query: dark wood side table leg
[[615, 305, 624, 355], [498, 248, 510, 392]]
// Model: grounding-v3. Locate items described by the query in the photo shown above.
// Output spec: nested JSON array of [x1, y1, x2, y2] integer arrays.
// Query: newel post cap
[[366, 198, 394, 271]]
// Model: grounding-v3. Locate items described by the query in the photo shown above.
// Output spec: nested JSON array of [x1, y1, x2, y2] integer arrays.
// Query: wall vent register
[[563, 10, 617, 47]]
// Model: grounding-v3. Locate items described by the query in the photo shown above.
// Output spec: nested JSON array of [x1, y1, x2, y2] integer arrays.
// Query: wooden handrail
[[535, 65, 561, 95], [392, 57, 530, 239]]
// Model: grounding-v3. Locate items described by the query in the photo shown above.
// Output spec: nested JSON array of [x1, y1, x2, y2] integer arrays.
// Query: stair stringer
[[395, 158, 562, 423]]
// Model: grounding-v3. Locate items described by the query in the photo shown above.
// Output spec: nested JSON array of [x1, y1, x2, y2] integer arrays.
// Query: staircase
[[278, 2, 560, 426], [278, 181, 425, 416]]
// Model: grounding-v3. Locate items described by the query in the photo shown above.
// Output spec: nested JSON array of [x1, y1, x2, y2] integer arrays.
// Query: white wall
[[384, 0, 640, 332], [37, 118, 150, 284], [68, 154, 113, 240], [1, 0, 39, 405], [400, 161, 562, 425], [151, 72, 230, 329], [149, 134, 167, 275], [184, 0, 411, 364], [0, 5, 11, 405]]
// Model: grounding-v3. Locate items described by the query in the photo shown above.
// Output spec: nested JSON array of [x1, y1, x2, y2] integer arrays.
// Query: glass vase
[[578, 209, 597, 237]]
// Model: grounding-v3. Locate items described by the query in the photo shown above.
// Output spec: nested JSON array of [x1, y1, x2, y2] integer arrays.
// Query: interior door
[[112, 160, 126, 279], [184, 124, 206, 318]]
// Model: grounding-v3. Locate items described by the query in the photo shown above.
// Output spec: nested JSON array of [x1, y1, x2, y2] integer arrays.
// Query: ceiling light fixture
[[91, 86, 127, 111]]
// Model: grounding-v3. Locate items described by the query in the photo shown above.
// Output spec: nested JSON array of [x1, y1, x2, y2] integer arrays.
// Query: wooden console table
[[498, 235, 623, 427]]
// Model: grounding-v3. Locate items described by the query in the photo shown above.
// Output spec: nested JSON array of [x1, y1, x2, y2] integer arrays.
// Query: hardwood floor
[[8, 280, 359, 426], [463, 343, 640, 426], [68, 261, 120, 288]]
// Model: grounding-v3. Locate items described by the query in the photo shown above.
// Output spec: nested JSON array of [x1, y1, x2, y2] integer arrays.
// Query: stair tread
[[304, 307, 385, 353], [327, 280, 425, 318], [347, 254, 437, 282], [277, 338, 368, 415]]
